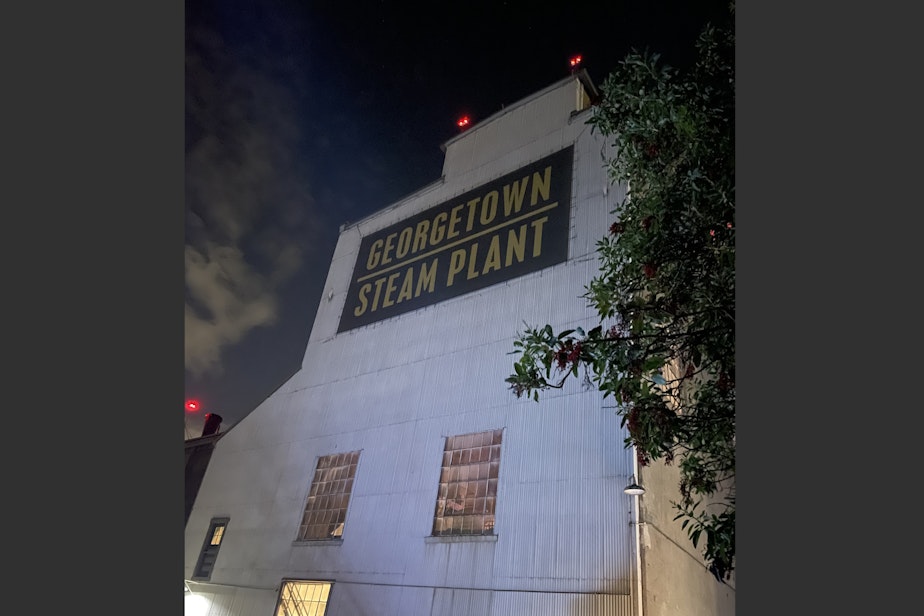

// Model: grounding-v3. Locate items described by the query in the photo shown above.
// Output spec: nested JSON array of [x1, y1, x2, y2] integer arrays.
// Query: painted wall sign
[[338, 146, 573, 332]]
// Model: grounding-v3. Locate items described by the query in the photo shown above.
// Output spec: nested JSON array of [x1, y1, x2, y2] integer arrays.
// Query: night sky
[[184, 0, 731, 437]]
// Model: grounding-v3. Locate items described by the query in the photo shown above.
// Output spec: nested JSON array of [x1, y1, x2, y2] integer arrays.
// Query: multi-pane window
[[209, 524, 225, 545], [432, 428, 502, 536], [275, 580, 331, 616], [193, 517, 229, 580], [298, 451, 360, 540]]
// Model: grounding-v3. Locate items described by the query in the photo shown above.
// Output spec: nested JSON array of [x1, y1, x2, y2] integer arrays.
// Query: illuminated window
[[275, 580, 331, 616], [209, 525, 225, 545], [192, 517, 229, 580], [432, 429, 502, 536], [298, 451, 360, 541]]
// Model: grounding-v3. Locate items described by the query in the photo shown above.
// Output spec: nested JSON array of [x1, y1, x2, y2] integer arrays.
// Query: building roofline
[[339, 176, 446, 234], [336, 70, 599, 236], [184, 432, 224, 447], [440, 68, 598, 152]]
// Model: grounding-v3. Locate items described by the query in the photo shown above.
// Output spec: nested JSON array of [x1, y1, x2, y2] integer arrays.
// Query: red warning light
[[569, 55, 583, 68], [457, 115, 471, 129], [186, 399, 200, 412]]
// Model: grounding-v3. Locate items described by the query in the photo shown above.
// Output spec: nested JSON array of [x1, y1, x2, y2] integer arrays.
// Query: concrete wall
[[637, 460, 735, 616]]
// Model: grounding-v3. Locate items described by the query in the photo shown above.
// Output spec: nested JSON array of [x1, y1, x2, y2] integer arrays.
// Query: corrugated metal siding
[[202, 590, 236, 616], [569, 127, 624, 261], [187, 586, 278, 616], [492, 393, 633, 594], [442, 81, 578, 180], [324, 581, 404, 615], [491, 590, 634, 616], [187, 76, 641, 616], [187, 584, 633, 616], [431, 588, 494, 616]]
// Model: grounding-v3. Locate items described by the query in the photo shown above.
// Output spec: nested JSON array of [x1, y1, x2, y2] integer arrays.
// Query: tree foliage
[[506, 15, 735, 581]]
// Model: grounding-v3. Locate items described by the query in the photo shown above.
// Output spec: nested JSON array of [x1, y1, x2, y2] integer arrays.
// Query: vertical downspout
[[630, 446, 645, 616], [624, 174, 644, 616]]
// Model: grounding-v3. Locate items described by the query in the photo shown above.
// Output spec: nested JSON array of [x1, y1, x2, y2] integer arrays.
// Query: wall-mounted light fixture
[[624, 475, 646, 496]]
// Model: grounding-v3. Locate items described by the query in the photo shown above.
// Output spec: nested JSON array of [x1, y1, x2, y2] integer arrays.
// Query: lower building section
[[185, 580, 637, 616], [185, 582, 278, 616]]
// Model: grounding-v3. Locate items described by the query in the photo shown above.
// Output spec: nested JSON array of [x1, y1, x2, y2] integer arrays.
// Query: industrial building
[[184, 69, 735, 616]]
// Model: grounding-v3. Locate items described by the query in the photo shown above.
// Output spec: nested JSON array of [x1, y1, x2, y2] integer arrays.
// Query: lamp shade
[[624, 476, 646, 495]]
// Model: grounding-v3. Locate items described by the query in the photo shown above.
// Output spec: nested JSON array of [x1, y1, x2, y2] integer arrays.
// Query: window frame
[[430, 428, 503, 538], [295, 450, 361, 543], [273, 579, 334, 616], [192, 516, 230, 580]]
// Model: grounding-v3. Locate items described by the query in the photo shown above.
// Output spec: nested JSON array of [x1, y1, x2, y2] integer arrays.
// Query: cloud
[[185, 24, 317, 378], [185, 243, 278, 376]]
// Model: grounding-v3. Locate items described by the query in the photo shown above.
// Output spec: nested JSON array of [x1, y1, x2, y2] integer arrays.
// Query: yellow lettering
[[416, 258, 437, 296], [430, 212, 448, 245], [465, 198, 480, 232], [482, 234, 501, 274], [382, 272, 401, 307], [447, 203, 465, 239], [503, 177, 528, 215], [530, 165, 551, 205], [447, 248, 466, 286], [530, 216, 548, 257], [397, 268, 414, 303], [371, 277, 387, 312], [506, 225, 526, 265], [396, 227, 413, 259], [466, 243, 479, 280], [413, 220, 430, 253], [381, 232, 397, 265], [480, 191, 498, 225], [353, 283, 371, 316], [367, 239, 384, 270]]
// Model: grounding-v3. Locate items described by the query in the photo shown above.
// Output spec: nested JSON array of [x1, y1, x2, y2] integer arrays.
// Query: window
[[432, 429, 502, 536], [275, 580, 332, 616], [193, 517, 229, 580], [297, 451, 360, 541]]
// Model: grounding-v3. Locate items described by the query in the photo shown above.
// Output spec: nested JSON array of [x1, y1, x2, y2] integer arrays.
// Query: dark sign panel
[[338, 146, 574, 332]]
